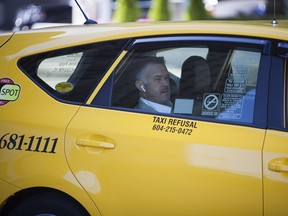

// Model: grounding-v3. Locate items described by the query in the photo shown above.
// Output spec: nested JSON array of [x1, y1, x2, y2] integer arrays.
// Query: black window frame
[[95, 35, 271, 128], [267, 42, 288, 131], [18, 39, 129, 105]]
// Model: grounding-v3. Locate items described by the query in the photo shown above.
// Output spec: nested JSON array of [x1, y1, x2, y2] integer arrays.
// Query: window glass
[[112, 40, 262, 124], [19, 39, 128, 103], [216, 50, 260, 122], [156, 48, 208, 78], [37, 53, 83, 90]]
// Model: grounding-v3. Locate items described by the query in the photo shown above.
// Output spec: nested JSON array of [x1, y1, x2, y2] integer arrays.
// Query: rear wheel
[[6, 191, 89, 216]]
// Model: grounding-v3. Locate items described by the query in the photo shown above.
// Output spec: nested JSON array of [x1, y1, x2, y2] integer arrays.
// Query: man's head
[[135, 57, 170, 105]]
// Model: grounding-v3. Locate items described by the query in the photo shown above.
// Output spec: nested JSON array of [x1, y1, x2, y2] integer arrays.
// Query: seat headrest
[[180, 56, 211, 98]]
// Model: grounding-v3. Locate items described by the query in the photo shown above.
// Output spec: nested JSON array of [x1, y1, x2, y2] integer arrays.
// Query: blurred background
[[0, 0, 287, 32]]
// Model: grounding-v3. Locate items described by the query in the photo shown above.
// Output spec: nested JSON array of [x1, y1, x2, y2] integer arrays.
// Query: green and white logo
[[0, 78, 21, 106]]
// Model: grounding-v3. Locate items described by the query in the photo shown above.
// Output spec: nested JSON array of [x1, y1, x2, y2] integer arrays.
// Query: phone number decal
[[0, 133, 58, 154], [152, 124, 193, 135], [152, 116, 198, 136]]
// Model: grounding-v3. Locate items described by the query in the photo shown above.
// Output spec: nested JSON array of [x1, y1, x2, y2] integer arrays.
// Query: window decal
[[55, 82, 74, 93], [0, 78, 21, 106]]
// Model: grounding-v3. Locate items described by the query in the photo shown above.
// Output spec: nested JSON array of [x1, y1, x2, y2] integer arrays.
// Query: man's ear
[[135, 80, 144, 92]]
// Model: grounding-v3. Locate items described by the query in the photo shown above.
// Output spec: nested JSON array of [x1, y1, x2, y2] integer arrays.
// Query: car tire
[[6, 191, 89, 216]]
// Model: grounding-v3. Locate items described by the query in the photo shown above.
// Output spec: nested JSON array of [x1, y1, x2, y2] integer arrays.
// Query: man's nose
[[161, 78, 169, 85]]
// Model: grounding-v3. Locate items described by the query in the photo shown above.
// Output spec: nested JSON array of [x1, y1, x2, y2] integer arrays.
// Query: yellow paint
[[1, 20, 288, 215]]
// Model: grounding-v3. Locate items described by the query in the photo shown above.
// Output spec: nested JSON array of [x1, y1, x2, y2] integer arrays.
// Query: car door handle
[[76, 135, 115, 149], [268, 158, 288, 172]]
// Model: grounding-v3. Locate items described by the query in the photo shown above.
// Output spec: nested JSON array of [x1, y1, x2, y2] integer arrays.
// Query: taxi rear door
[[65, 36, 269, 216], [263, 43, 288, 216]]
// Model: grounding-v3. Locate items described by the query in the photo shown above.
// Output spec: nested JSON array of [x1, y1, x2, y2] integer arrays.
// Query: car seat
[[179, 56, 211, 99], [177, 56, 212, 115]]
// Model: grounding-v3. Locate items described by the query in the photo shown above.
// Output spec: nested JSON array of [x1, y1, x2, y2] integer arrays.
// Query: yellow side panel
[[66, 107, 265, 216], [0, 33, 13, 47], [263, 130, 288, 216], [0, 179, 20, 206], [0, 59, 100, 215]]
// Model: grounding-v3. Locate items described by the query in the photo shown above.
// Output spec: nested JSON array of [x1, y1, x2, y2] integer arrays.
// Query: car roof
[[3, 20, 288, 56]]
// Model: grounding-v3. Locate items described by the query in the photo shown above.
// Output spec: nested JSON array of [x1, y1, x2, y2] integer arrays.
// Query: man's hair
[[134, 56, 166, 81]]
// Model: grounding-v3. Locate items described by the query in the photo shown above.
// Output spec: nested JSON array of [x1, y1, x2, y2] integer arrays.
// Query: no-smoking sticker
[[202, 93, 220, 116]]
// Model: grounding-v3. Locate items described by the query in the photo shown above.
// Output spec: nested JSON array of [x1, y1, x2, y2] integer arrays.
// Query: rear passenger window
[[216, 50, 260, 122], [37, 52, 83, 90], [112, 37, 264, 124], [18, 39, 128, 103]]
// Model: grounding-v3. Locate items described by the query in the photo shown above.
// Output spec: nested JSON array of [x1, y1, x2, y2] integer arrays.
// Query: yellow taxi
[[0, 20, 288, 216]]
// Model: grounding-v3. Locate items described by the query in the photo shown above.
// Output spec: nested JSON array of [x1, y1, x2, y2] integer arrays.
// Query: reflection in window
[[19, 39, 128, 103], [112, 43, 261, 124], [37, 53, 83, 90], [216, 50, 260, 122]]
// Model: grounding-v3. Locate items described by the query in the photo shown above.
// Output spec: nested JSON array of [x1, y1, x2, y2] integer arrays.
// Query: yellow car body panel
[[0, 179, 19, 206], [0, 20, 288, 215], [0, 38, 101, 214], [4, 21, 288, 56], [66, 106, 265, 215], [263, 130, 288, 216], [0, 33, 13, 47]]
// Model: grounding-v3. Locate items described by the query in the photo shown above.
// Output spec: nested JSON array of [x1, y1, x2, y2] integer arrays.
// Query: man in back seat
[[134, 56, 173, 113]]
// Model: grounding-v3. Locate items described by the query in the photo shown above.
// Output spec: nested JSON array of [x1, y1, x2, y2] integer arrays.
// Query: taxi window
[[215, 50, 260, 122], [18, 39, 128, 103], [111, 39, 262, 124], [37, 52, 83, 89]]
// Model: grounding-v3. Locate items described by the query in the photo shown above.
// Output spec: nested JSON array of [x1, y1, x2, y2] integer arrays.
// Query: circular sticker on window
[[55, 82, 74, 93]]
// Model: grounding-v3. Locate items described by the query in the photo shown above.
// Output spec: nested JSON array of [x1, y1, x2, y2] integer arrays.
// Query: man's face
[[143, 63, 171, 104]]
